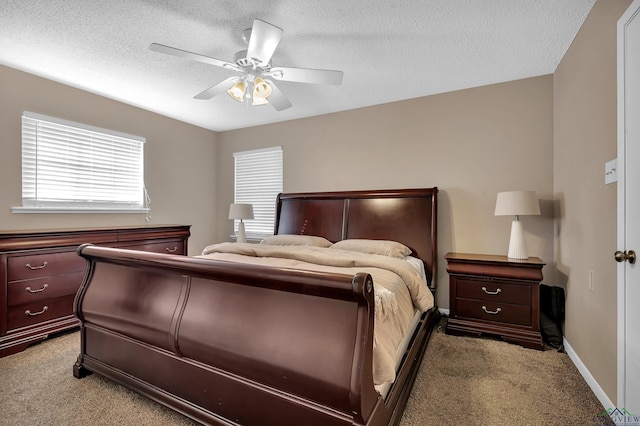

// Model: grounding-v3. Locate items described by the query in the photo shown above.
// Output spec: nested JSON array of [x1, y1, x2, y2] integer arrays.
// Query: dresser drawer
[[7, 272, 84, 307], [456, 299, 531, 326], [455, 278, 531, 305], [7, 294, 77, 331], [119, 240, 185, 255], [7, 250, 86, 281]]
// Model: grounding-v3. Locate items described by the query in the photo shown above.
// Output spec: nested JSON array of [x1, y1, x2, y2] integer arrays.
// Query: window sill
[[229, 235, 267, 243], [12, 206, 150, 214]]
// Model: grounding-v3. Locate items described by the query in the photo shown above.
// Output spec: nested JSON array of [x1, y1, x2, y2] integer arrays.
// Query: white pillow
[[330, 239, 412, 259], [260, 234, 333, 248], [404, 256, 428, 284]]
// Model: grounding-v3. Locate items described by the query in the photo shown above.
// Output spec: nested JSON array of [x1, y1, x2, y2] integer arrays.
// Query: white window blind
[[18, 111, 147, 213], [233, 146, 283, 239]]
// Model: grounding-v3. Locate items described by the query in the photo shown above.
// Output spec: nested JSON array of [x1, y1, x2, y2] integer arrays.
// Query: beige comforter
[[199, 242, 434, 386]]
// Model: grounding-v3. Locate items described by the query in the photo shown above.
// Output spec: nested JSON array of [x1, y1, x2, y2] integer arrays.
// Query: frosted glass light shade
[[253, 77, 272, 98], [227, 80, 246, 102]]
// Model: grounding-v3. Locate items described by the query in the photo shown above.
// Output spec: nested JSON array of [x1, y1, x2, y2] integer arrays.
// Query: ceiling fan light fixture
[[151, 19, 342, 112], [253, 77, 272, 99], [227, 80, 246, 102], [252, 95, 269, 106]]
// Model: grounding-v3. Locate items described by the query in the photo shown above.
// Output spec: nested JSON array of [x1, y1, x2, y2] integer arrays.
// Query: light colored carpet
[[0, 321, 611, 425], [401, 322, 613, 426]]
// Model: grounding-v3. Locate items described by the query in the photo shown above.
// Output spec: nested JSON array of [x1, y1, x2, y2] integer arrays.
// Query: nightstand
[[444, 253, 545, 350]]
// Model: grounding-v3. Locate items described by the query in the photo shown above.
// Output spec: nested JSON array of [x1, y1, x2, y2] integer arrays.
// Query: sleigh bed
[[73, 187, 439, 426]]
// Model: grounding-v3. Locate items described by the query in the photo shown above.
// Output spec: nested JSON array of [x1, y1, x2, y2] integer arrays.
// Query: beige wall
[[0, 65, 218, 254], [554, 0, 631, 403], [217, 76, 555, 309]]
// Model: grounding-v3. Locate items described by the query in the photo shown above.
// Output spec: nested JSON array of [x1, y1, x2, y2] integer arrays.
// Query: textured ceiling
[[0, 1, 595, 132]]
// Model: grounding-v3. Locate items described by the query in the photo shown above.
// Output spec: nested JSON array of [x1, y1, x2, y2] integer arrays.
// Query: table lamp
[[229, 203, 254, 243], [494, 191, 540, 259]]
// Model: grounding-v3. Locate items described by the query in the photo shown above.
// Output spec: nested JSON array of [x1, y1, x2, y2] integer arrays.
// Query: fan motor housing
[[234, 50, 272, 71]]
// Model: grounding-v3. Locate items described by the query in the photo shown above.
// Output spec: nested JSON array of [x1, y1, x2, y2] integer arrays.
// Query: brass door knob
[[615, 250, 636, 264]]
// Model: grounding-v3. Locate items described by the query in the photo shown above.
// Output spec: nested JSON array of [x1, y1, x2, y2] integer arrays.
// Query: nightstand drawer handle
[[481, 286, 502, 295], [25, 261, 48, 270], [165, 246, 178, 253], [482, 306, 501, 315], [25, 284, 48, 293], [25, 306, 48, 316]]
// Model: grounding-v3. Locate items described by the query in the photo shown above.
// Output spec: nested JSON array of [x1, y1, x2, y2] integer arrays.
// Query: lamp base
[[236, 220, 247, 243], [507, 219, 529, 260]]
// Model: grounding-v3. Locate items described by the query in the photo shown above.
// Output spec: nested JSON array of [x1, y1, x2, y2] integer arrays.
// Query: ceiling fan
[[150, 19, 344, 111]]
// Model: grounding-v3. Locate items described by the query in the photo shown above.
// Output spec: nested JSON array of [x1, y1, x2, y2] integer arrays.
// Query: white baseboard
[[563, 337, 615, 410], [438, 308, 450, 316]]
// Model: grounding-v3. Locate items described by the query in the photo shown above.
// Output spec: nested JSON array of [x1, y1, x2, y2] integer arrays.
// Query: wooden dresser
[[444, 252, 545, 350], [0, 225, 190, 357]]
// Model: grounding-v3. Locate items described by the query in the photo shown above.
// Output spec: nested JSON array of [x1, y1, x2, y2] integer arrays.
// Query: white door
[[618, 0, 640, 414]]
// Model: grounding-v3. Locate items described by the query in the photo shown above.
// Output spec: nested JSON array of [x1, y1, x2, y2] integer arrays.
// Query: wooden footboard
[[73, 244, 437, 425]]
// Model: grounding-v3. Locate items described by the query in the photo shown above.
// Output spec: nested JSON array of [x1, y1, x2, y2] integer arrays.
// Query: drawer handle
[[165, 246, 178, 253], [481, 286, 502, 295], [25, 284, 48, 293], [482, 305, 502, 315], [25, 306, 48, 316], [25, 261, 48, 270]]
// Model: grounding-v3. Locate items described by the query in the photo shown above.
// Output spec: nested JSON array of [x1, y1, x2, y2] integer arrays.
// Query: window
[[233, 146, 283, 240], [14, 111, 147, 213]]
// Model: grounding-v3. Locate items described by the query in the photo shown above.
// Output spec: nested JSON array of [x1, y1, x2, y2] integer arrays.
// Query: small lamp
[[229, 203, 254, 243], [494, 191, 541, 259]]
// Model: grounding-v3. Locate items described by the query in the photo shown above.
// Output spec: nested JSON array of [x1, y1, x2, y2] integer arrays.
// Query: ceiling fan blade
[[246, 19, 283, 66], [267, 67, 343, 86], [150, 43, 242, 72], [265, 80, 292, 111], [194, 76, 239, 100]]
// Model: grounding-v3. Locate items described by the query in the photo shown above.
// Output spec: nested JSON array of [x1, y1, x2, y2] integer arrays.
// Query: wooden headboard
[[275, 188, 438, 290]]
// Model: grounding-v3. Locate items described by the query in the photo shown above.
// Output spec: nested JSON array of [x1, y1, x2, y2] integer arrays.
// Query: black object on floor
[[540, 284, 566, 352]]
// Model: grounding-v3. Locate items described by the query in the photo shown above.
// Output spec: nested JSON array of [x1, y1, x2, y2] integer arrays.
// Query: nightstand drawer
[[456, 299, 531, 326], [456, 278, 531, 305], [7, 272, 85, 307]]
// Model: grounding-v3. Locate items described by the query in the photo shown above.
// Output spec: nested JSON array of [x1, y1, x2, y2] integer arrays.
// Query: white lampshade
[[494, 191, 541, 217], [494, 191, 540, 260], [228, 203, 254, 220]]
